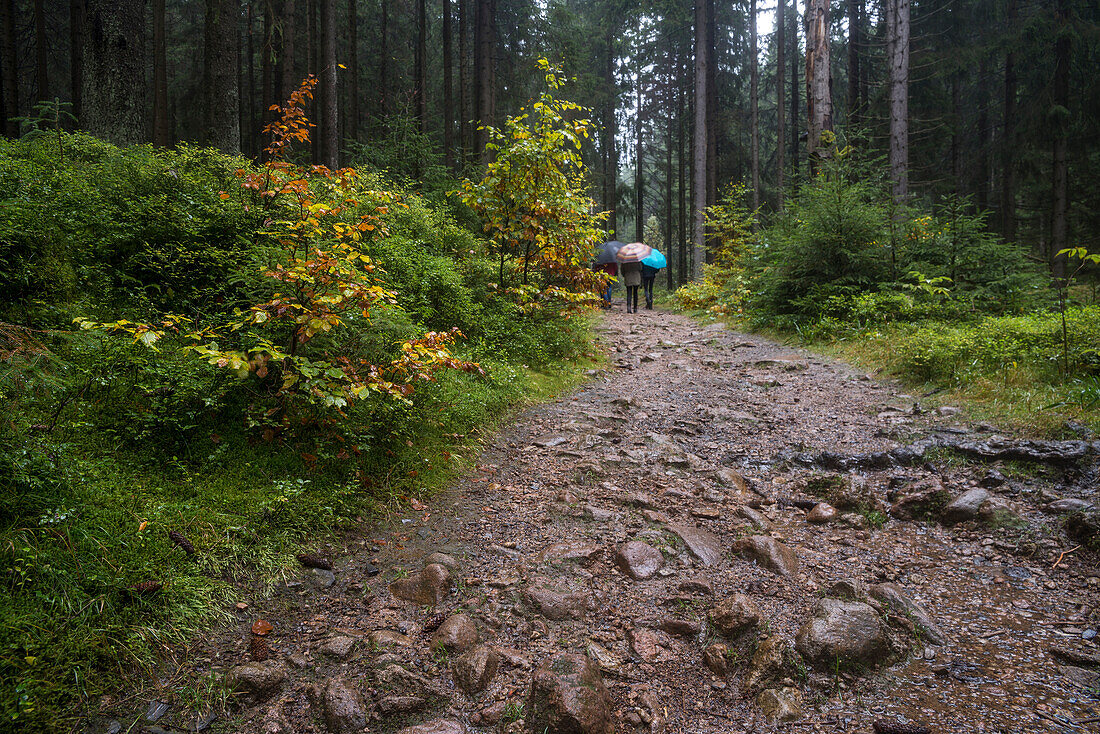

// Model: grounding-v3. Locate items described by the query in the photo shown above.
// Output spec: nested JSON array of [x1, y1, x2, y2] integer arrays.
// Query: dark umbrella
[[594, 240, 625, 265]]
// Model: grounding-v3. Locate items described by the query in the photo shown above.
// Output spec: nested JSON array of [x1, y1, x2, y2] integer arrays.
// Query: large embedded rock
[[733, 535, 799, 578], [709, 594, 761, 637], [796, 599, 891, 669], [526, 654, 613, 734], [431, 614, 479, 654], [614, 541, 664, 580], [523, 578, 596, 621], [452, 645, 499, 693], [226, 661, 286, 699], [667, 522, 725, 566], [743, 636, 799, 691], [941, 488, 991, 524], [323, 678, 368, 733], [870, 583, 947, 646], [889, 477, 950, 520], [390, 563, 453, 605]]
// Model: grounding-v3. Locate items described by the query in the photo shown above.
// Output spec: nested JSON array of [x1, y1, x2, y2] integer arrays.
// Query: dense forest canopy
[[4, 0, 1099, 276]]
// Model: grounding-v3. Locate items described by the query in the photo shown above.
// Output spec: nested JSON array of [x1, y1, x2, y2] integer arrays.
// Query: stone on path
[[733, 535, 799, 577], [226, 661, 286, 699], [1044, 498, 1094, 514], [889, 478, 950, 520], [709, 594, 761, 637], [523, 577, 596, 620], [796, 598, 891, 669], [390, 563, 453, 605], [396, 721, 466, 734], [319, 636, 357, 659], [703, 643, 731, 675], [667, 522, 725, 566], [870, 583, 948, 646], [526, 653, 613, 734], [614, 541, 665, 580], [369, 629, 414, 648], [322, 678, 367, 734], [629, 629, 659, 663], [806, 503, 838, 524], [452, 645, 499, 693], [941, 488, 991, 524], [744, 636, 799, 691], [757, 687, 803, 722], [537, 541, 603, 564], [431, 614, 479, 653]]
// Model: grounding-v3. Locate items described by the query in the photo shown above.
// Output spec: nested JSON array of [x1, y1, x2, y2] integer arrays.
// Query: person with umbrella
[[615, 242, 651, 313], [594, 240, 623, 308], [640, 248, 667, 310]]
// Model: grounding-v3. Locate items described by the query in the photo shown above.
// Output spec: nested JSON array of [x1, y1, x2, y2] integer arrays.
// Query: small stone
[[744, 636, 799, 691], [733, 535, 799, 577], [677, 579, 714, 595], [390, 564, 453, 606], [431, 614, 479, 653], [667, 522, 725, 567], [369, 629, 414, 648], [738, 506, 772, 530], [226, 661, 286, 699], [452, 645, 499, 693], [659, 618, 701, 637], [395, 721, 466, 734], [523, 578, 596, 620], [1043, 498, 1094, 514], [629, 629, 659, 663], [869, 583, 948, 646], [526, 654, 613, 734], [308, 568, 336, 588], [319, 636, 357, 659], [703, 643, 730, 675], [424, 552, 460, 569], [323, 679, 368, 733], [709, 594, 761, 637], [806, 503, 838, 524], [615, 541, 665, 580], [796, 598, 891, 669], [585, 506, 615, 521], [757, 687, 803, 722], [379, 695, 427, 714], [537, 541, 602, 564], [941, 488, 992, 524]]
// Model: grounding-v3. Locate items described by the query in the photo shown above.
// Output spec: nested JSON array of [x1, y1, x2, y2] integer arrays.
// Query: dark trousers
[[625, 285, 640, 312], [642, 276, 655, 309]]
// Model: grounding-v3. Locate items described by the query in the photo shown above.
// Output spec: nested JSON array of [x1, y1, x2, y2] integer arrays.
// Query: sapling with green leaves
[[1056, 247, 1100, 374]]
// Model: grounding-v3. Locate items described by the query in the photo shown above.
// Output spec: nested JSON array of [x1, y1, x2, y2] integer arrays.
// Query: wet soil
[[97, 308, 1100, 734]]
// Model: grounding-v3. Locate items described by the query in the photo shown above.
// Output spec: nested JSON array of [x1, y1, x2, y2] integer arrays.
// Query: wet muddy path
[[108, 308, 1100, 734]]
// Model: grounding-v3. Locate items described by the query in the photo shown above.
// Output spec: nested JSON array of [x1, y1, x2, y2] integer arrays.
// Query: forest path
[[152, 307, 1098, 734]]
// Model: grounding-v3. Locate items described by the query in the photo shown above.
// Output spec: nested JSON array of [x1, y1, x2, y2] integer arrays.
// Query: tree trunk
[[262, 0, 274, 149], [1, 0, 19, 136], [805, 0, 832, 170], [475, 0, 495, 163], [635, 66, 643, 241], [153, 0, 171, 147], [204, 0, 241, 153], [776, 0, 785, 211], [847, 0, 860, 125], [976, 55, 990, 212], [318, 0, 337, 167], [34, 0, 47, 102], [887, 0, 909, 203], [82, 0, 146, 145], [951, 71, 961, 197], [69, 0, 83, 126], [789, 4, 799, 180], [415, 0, 426, 134], [1001, 0, 1016, 242], [308, 0, 318, 161], [378, 0, 388, 117], [1050, 0, 1069, 280], [664, 33, 674, 290], [603, 27, 617, 235], [704, 0, 716, 211], [750, 0, 759, 215], [246, 1, 256, 155], [692, 0, 707, 280], [678, 66, 686, 284], [442, 0, 453, 170], [459, 0, 470, 162], [347, 0, 358, 145], [280, 0, 295, 104]]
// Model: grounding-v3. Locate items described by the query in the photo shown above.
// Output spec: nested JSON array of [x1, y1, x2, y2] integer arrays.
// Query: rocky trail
[[102, 309, 1100, 734]]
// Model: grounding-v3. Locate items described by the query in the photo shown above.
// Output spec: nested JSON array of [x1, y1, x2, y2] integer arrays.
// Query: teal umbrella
[[642, 249, 667, 269]]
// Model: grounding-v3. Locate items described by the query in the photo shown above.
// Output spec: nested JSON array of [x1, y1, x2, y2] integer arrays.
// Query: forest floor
[[92, 307, 1100, 734]]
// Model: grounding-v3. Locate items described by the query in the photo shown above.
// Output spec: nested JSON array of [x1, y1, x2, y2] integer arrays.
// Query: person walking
[[641, 262, 659, 309], [620, 260, 642, 313]]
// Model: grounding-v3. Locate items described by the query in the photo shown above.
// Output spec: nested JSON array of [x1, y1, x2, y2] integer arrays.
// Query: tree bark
[[976, 55, 990, 212], [308, 0, 318, 161], [442, 0, 453, 169], [664, 32, 674, 289], [318, 0, 337, 167], [750, 0, 759, 215], [692, 0, 707, 280], [847, 0, 860, 125], [153, 0, 171, 147], [1001, 0, 1016, 242], [69, 0, 83, 126], [635, 62, 644, 241], [887, 0, 909, 203], [789, 3, 799, 180], [776, 0, 785, 211], [378, 0, 388, 117], [1, 0, 19, 136], [475, 0, 495, 163], [1050, 0, 1069, 280], [678, 63, 686, 284], [246, 1, 256, 155], [603, 27, 617, 235], [704, 0, 716, 211], [805, 0, 832, 170], [262, 0, 274, 148], [82, 0, 146, 145], [204, 0, 241, 153], [280, 0, 296, 104], [459, 0, 470, 162], [34, 0, 47, 102], [415, 0, 427, 134], [347, 0, 358, 145]]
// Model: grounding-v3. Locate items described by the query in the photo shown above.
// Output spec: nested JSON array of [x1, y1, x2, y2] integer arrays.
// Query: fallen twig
[[1052, 545, 1081, 570]]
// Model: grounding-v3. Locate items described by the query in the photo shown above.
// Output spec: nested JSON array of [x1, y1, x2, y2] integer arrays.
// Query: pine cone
[[420, 613, 447, 637], [168, 530, 195, 555], [250, 635, 270, 662], [873, 721, 931, 734], [296, 552, 333, 570], [130, 580, 163, 595]]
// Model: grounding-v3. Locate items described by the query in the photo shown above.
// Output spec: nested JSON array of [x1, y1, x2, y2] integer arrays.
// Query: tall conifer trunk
[[442, 0, 454, 170], [378, 0, 388, 118], [415, 0, 427, 134], [887, 0, 909, 202], [603, 27, 617, 235], [1050, 0, 1070, 280], [34, 0, 48, 102], [348, 0, 358, 145], [750, 0, 759, 215], [459, 0, 470, 163], [1001, 0, 1017, 242], [83, 0, 146, 145], [204, 0, 241, 153], [789, 5, 799, 180], [475, 0, 495, 163], [153, 0, 171, 147], [635, 63, 644, 242], [692, 0, 707, 279], [848, 0, 860, 124], [69, 0, 84, 126], [805, 0, 832, 170], [318, 0, 337, 167], [2, 0, 19, 136], [776, 0, 785, 211], [281, 0, 296, 105]]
